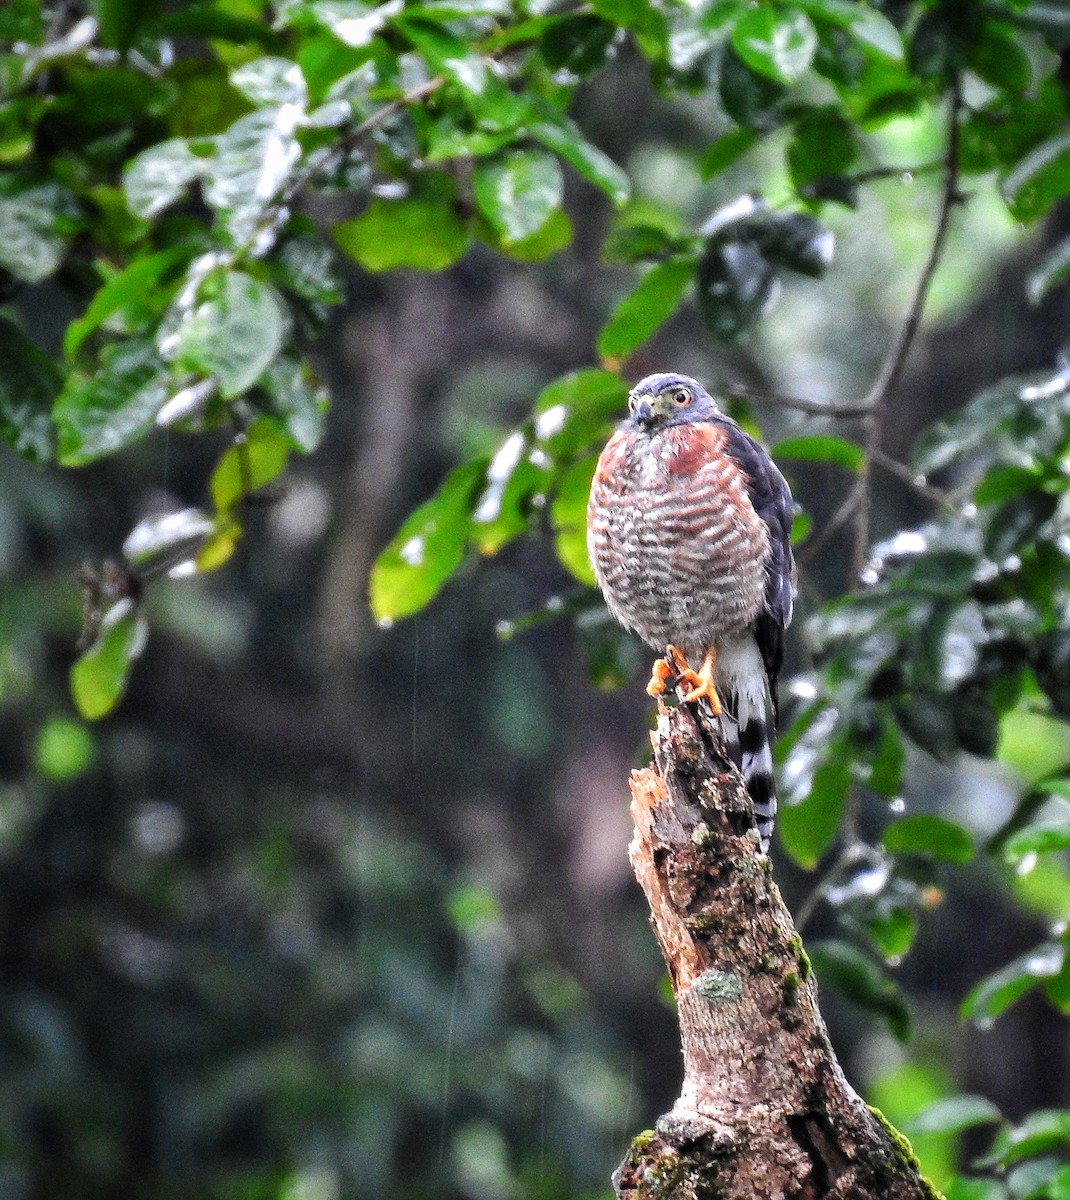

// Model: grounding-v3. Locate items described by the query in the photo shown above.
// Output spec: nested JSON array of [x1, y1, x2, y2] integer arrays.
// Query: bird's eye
[[672, 388, 691, 407]]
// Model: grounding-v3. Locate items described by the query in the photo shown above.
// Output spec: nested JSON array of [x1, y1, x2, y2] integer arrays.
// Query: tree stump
[[613, 698, 940, 1200]]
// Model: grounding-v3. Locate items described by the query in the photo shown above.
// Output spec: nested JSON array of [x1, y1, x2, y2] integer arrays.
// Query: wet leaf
[[65, 244, 196, 359], [473, 149, 563, 244], [0, 315, 60, 463], [551, 455, 598, 586], [0, 182, 79, 282], [395, 16, 488, 95], [333, 186, 471, 271], [883, 815, 975, 864], [1027, 235, 1070, 305], [54, 340, 169, 466], [698, 128, 757, 180], [204, 108, 303, 237], [774, 433, 862, 472], [909, 1095, 1002, 1136], [70, 600, 147, 721], [370, 458, 487, 622], [210, 418, 292, 515], [779, 755, 849, 868], [787, 107, 856, 191], [731, 7, 818, 84], [697, 237, 777, 342], [230, 57, 308, 108], [531, 119, 630, 206], [1004, 821, 1070, 862], [808, 939, 910, 1040], [123, 508, 217, 578], [261, 356, 330, 453], [539, 14, 617, 75], [597, 257, 694, 361], [172, 271, 286, 398], [962, 941, 1065, 1026], [531, 367, 629, 457], [1003, 130, 1070, 222], [123, 139, 208, 219]]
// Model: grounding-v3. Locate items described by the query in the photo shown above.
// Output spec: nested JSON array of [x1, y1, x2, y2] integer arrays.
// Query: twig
[[872, 448, 951, 508], [727, 383, 876, 419], [796, 477, 865, 567], [850, 78, 963, 579]]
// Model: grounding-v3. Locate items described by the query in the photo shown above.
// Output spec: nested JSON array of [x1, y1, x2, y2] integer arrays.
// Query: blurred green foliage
[[6, 0, 1070, 1195]]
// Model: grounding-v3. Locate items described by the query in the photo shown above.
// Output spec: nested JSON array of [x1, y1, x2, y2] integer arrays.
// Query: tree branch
[[614, 699, 938, 1200], [851, 79, 963, 579]]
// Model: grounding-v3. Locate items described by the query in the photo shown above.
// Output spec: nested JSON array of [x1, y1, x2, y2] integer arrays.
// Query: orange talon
[[679, 647, 722, 716], [646, 655, 677, 697]]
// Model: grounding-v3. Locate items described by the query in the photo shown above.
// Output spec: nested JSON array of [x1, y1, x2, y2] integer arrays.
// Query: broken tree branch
[[613, 699, 939, 1200]]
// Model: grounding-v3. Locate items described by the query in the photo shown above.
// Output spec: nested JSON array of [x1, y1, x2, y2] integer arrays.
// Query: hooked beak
[[631, 397, 655, 426]]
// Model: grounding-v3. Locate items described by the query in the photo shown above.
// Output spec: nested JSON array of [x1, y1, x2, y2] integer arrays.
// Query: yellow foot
[[647, 646, 723, 717]]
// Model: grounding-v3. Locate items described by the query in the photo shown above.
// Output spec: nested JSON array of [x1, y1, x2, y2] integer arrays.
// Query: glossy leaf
[[333, 190, 471, 271], [65, 244, 196, 359], [774, 434, 863, 472], [779, 756, 849, 868], [808, 939, 910, 1040], [882, 815, 975, 864], [531, 119, 630, 206], [551, 455, 598, 586], [123, 508, 217, 578], [1004, 821, 1070, 862], [1027, 235, 1070, 305], [962, 941, 1065, 1026], [262, 356, 330, 453], [787, 108, 856, 190], [0, 182, 79, 283], [697, 238, 777, 342], [909, 1095, 1002, 1136], [54, 341, 169, 466], [395, 16, 488, 95], [531, 367, 629, 456], [597, 257, 694, 362], [731, 7, 818, 84], [793, 0, 903, 59], [370, 459, 487, 623], [539, 15, 617, 75], [0, 315, 60, 463], [171, 271, 286, 397], [204, 108, 303, 238], [70, 600, 146, 721], [1003, 131, 1070, 222], [210, 419, 292, 516], [473, 150, 563, 244], [123, 139, 208, 219]]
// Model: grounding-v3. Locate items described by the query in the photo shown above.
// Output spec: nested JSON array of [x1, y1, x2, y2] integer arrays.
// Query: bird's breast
[[587, 423, 772, 654]]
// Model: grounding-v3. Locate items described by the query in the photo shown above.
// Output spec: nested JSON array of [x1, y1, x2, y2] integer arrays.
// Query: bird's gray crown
[[627, 372, 721, 429]]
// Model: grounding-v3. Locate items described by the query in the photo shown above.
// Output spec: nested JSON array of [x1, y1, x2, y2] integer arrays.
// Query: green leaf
[[473, 149, 564, 244], [979, 1109, 1070, 1169], [203, 109, 303, 235], [720, 42, 787, 131], [35, 716, 96, 782], [395, 16, 488, 95], [123, 138, 208, 219], [470, 437, 546, 555], [1003, 130, 1070, 222], [539, 14, 617, 75], [731, 7, 818, 84], [778, 756, 849, 868], [65, 244, 196, 359], [863, 906, 918, 961], [230, 56, 308, 107], [333, 188, 471, 271], [370, 458, 487, 623], [970, 19, 1031, 95], [210, 418, 292, 515], [70, 600, 146, 721], [54, 340, 169, 466], [1004, 820, 1070, 862], [0, 315, 60, 463], [597, 257, 694, 362], [774, 433, 862, 472], [531, 119, 631, 206], [962, 941, 1065, 1026], [808, 939, 910, 1040], [261, 356, 330, 453], [698, 128, 758, 180], [787, 108, 856, 191], [551, 455, 598, 586], [908, 1095, 1002, 1136], [171, 271, 286, 398], [0, 183, 79, 283], [882, 815, 975, 864], [531, 367, 629, 456], [122, 508, 216, 578], [1027, 235, 1070, 305], [794, 0, 903, 59], [481, 207, 573, 263]]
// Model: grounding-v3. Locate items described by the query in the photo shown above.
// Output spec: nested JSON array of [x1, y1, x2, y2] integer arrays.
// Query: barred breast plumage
[[586, 372, 795, 851]]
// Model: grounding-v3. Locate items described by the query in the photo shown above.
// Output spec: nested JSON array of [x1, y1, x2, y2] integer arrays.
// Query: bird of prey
[[586, 372, 795, 850]]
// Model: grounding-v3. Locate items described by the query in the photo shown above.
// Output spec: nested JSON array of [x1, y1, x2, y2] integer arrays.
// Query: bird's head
[[627, 373, 720, 431]]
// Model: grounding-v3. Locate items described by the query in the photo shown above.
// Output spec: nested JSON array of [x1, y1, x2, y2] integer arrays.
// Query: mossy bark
[[613, 699, 942, 1200]]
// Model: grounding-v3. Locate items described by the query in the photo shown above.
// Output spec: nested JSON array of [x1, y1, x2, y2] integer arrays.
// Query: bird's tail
[[717, 649, 778, 851]]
